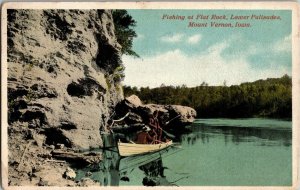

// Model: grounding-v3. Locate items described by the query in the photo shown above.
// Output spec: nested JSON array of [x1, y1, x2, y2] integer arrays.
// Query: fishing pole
[[165, 115, 181, 125], [160, 115, 181, 139], [161, 129, 175, 139], [108, 112, 130, 132]]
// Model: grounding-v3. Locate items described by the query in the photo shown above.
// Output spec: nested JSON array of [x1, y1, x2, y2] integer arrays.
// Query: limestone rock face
[[7, 9, 124, 186], [63, 167, 76, 180], [164, 105, 197, 125], [8, 10, 123, 150], [79, 178, 101, 186], [115, 95, 197, 129], [124, 94, 143, 108]]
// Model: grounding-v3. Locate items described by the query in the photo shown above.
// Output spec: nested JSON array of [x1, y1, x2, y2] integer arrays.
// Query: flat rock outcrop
[[115, 95, 197, 130], [7, 9, 123, 186]]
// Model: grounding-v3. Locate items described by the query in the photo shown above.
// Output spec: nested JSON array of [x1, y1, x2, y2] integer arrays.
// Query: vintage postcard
[[1, 2, 299, 190]]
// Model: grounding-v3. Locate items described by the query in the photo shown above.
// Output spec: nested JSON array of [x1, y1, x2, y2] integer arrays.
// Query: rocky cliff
[[7, 9, 123, 186], [114, 95, 197, 132]]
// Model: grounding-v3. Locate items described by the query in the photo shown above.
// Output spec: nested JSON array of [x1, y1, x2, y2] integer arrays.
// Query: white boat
[[117, 140, 173, 157]]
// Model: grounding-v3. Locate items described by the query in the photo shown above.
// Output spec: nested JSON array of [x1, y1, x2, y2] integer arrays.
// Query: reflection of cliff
[[181, 124, 292, 147], [97, 155, 175, 186], [99, 134, 120, 186]]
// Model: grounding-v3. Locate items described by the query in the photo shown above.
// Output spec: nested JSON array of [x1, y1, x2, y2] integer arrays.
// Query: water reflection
[[75, 120, 292, 186], [118, 145, 182, 186], [181, 123, 292, 147], [76, 134, 182, 186], [139, 158, 172, 186]]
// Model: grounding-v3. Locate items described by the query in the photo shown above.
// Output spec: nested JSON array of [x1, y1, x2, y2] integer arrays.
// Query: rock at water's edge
[[115, 95, 197, 129], [63, 167, 76, 180]]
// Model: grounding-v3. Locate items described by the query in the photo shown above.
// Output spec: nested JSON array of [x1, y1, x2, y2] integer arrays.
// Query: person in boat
[[149, 111, 163, 143], [136, 126, 156, 144]]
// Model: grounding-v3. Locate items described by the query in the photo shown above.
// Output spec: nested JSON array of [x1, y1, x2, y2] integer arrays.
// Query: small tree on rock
[[112, 10, 140, 58]]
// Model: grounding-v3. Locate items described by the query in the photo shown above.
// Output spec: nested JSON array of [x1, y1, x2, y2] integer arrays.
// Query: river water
[[76, 118, 292, 186]]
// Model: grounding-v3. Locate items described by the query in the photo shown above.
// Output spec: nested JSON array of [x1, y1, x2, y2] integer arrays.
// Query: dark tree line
[[124, 75, 292, 119]]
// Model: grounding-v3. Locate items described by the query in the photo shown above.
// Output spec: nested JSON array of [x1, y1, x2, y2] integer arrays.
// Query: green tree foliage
[[124, 75, 292, 119], [112, 10, 139, 58]]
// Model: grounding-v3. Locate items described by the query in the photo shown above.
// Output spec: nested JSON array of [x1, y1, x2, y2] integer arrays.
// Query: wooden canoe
[[118, 140, 173, 157]]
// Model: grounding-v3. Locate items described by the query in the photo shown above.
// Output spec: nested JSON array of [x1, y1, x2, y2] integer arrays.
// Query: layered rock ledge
[[114, 95, 197, 131]]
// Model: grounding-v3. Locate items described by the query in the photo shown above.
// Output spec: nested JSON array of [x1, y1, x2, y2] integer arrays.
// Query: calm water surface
[[76, 118, 292, 186]]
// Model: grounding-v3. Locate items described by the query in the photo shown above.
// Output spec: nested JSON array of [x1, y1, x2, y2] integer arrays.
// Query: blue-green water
[[76, 118, 292, 186]]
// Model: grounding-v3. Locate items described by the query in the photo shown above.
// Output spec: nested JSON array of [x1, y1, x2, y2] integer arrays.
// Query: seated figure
[[136, 126, 156, 144]]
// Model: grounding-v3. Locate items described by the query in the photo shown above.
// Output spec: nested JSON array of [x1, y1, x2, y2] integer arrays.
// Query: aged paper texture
[[1, 2, 299, 190]]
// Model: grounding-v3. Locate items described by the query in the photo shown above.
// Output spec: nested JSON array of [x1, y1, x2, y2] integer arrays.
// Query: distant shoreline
[[124, 75, 292, 119]]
